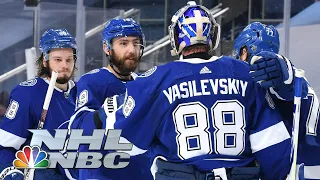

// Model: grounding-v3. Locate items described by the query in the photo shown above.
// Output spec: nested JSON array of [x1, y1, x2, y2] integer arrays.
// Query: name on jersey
[[163, 78, 248, 104]]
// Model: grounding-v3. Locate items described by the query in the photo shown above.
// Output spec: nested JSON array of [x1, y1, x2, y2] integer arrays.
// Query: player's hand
[[102, 94, 125, 116], [96, 94, 126, 126], [249, 51, 293, 89]]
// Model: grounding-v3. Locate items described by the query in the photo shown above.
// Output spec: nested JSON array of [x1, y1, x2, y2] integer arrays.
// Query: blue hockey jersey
[[270, 86, 320, 180], [0, 77, 76, 177], [69, 67, 152, 180], [106, 56, 292, 180]]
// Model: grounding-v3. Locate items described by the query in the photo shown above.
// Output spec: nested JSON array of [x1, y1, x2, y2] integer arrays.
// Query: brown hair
[[182, 44, 209, 55]]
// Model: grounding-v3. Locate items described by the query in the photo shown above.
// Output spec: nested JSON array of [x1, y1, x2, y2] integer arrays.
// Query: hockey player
[[233, 22, 320, 180], [98, 2, 293, 179], [0, 29, 77, 179], [69, 18, 152, 180]]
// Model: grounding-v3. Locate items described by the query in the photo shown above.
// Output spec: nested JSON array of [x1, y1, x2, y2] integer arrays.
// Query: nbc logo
[[13, 146, 50, 169]]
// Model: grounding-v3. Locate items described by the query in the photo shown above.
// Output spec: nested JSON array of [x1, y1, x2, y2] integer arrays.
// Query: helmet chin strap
[[108, 59, 132, 81], [109, 62, 131, 77]]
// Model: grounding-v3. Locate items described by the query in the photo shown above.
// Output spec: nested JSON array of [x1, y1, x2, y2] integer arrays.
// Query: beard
[[109, 50, 140, 74], [42, 61, 74, 84], [56, 74, 71, 84]]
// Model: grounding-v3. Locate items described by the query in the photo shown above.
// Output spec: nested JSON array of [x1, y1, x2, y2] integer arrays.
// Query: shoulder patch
[[76, 90, 88, 108], [5, 100, 19, 120], [19, 79, 37, 86], [139, 66, 157, 77], [123, 96, 135, 117]]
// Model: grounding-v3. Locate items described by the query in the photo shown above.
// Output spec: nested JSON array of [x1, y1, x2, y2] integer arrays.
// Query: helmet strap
[[108, 56, 132, 81]]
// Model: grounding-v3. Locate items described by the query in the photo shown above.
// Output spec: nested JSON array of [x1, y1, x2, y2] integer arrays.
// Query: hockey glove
[[94, 94, 125, 128], [249, 51, 308, 100], [249, 51, 294, 89]]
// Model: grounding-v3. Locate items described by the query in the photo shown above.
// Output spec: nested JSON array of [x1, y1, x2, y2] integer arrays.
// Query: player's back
[[153, 56, 254, 166], [126, 55, 291, 179]]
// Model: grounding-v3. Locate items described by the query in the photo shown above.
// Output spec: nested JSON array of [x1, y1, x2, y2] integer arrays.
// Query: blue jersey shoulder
[[138, 56, 252, 87], [80, 68, 121, 85], [10, 77, 47, 101]]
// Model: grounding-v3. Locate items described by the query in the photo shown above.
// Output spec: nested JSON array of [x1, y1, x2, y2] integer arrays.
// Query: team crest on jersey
[[5, 100, 19, 120], [19, 79, 37, 86], [123, 96, 135, 117], [140, 66, 157, 77], [77, 90, 88, 108]]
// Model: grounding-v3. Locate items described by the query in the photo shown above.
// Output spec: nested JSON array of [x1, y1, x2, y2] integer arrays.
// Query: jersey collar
[[176, 55, 222, 64]]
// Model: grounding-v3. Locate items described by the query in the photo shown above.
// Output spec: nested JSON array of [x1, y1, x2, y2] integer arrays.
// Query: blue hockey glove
[[249, 51, 294, 89], [249, 51, 308, 100]]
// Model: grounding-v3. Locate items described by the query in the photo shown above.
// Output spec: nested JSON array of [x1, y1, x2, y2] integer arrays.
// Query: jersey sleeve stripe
[[269, 87, 286, 100], [105, 106, 147, 156], [68, 106, 95, 130], [250, 121, 290, 153], [304, 165, 320, 179], [0, 129, 26, 150], [118, 137, 147, 156]]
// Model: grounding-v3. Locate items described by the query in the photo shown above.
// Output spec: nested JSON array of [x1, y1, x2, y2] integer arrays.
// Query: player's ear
[[241, 47, 247, 56], [240, 47, 248, 61], [42, 56, 47, 67], [103, 44, 111, 56]]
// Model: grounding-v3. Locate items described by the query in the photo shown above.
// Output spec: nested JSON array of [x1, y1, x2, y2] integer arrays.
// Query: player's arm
[[104, 67, 164, 155], [248, 84, 291, 179], [0, 86, 35, 170], [68, 73, 115, 134], [249, 51, 308, 101]]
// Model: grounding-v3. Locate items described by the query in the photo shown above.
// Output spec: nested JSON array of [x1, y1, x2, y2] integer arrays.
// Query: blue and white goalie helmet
[[233, 22, 280, 59], [39, 28, 77, 60], [102, 18, 145, 50], [169, 1, 220, 56]]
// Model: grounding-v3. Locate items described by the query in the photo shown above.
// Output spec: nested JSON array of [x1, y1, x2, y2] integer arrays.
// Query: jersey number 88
[[173, 100, 246, 160]]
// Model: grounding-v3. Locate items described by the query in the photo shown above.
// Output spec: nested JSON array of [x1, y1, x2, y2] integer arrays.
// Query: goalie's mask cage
[[39, 28, 78, 61], [232, 22, 280, 60], [169, 1, 220, 56]]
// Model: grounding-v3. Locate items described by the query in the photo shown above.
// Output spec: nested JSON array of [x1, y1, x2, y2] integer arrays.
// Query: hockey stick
[[288, 69, 305, 180], [24, 71, 59, 180]]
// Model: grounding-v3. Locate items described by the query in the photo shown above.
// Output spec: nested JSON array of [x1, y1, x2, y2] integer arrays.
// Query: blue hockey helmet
[[169, 1, 220, 56], [39, 28, 77, 60], [233, 22, 280, 60], [102, 18, 145, 50]]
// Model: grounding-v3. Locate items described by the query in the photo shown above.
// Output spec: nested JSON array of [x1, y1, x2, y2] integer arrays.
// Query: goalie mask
[[169, 1, 220, 56], [233, 22, 280, 60]]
